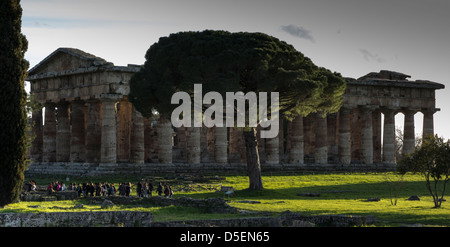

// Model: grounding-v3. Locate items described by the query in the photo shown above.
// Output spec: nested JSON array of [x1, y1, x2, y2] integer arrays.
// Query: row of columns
[[31, 100, 436, 165], [31, 95, 145, 164], [337, 106, 435, 165], [171, 105, 434, 165]]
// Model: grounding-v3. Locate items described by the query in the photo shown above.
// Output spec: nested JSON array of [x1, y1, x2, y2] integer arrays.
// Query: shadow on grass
[[175, 179, 449, 226], [180, 180, 436, 202]]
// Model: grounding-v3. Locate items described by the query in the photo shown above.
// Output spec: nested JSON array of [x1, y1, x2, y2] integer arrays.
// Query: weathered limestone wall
[[153, 212, 375, 227], [0, 211, 153, 227]]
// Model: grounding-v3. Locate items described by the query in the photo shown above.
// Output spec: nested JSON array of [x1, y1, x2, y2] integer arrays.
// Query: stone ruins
[[26, 48, 445, 175]]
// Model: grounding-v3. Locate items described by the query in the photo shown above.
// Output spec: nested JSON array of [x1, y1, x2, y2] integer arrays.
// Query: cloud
[[359, 49, 386, 63], [280, 24, 315, 42]]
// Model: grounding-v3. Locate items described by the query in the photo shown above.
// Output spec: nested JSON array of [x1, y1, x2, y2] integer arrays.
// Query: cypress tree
[[0, 0, 29, 207]]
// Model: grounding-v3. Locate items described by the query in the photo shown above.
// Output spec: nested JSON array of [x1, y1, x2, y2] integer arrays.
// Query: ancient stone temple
[[26, 48, 445, 176]]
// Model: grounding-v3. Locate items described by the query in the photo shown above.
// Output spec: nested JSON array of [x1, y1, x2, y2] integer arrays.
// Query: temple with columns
[[25, 48, 445, 176]]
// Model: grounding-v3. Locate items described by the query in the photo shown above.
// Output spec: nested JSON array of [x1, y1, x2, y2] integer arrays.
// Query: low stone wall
[[151, 212, 376, 227], [25, 162, 396, 177], [0, 211, 153, 227], [85, 196, 238, 214], [21, 191, 78, 202], [0, 210, 374, 227]]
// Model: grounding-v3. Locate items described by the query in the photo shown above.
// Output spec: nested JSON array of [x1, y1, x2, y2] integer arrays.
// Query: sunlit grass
[[176, 172, 450, 226], [1, 172, 449, 226]]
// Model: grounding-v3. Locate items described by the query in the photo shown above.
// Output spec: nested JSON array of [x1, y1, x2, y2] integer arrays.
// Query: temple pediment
[[27, 48, 141, 103], [27, 47, 113, 78], [347, 70, 445, 90]]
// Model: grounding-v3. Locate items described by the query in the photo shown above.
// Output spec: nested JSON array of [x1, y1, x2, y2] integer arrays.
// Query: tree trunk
[[243, 127, 263, 190]]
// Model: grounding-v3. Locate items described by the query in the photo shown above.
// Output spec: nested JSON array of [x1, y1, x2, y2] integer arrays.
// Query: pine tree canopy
[[129, 30, 346, 121]]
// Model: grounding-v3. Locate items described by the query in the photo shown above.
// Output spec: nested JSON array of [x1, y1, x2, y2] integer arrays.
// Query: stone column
[[229, 127, 246, 163], [186, 127, 201, 164], [177, 127, 186, 147], [314, 113, 327, 164], [286, 121, 292, 155], [372, 110, 382, 163], [130, 107, 145, 164], [360, 106, 374, 165], [278, 118, 285, 160], [214, 126, 228, 163], [100, 96, 118, 163], [265, 131, 279, 165], [207, 126, 215, 159], [144, 118, 155, 162], [117, 99, 132, 162], [422, 109, 436, 140], [350, 109, 362, 161], [200, 123, 211, 162], [70, 100, 86, 162], [229, 127, 239, 163], [177, 126, 187, 160], [43, 102, 56, 162], [338, 107, 351, 165], [303, 115, 314, 158], [31, 108, 43, 162], [85, 99, 102, 163], [327, 114, 338, 161], [403, 109, 416, 155], [289, 115, 304, 164], [157, 117, 173, 164], [382, 108, 396, 163], [56, 102, 71, 162]]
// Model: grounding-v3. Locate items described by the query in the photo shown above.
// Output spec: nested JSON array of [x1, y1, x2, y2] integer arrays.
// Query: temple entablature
[[343, 70, 443, 113]]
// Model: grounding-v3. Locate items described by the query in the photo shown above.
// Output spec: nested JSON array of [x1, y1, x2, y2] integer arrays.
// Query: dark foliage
[[0, 0, 29, 207], [397, 135, 450, 208], [129, 30, 345, 119], [129, 30, 345, 190]]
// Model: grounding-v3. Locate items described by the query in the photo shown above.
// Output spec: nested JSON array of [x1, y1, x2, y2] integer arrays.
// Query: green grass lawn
[[224, 173, 449, 226], [175, 173, 449, 226], [2, 172, 449, 226]]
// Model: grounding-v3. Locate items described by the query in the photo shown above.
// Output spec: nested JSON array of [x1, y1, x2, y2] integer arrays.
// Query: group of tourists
[[70, 182, 118, 197], [155, 182, 174, 198], [44, 180, 174, 198], [46, 181, 67, 194]]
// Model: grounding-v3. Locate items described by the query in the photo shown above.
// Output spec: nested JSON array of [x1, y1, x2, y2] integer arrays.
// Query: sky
[[21, 0, 450, 139]]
